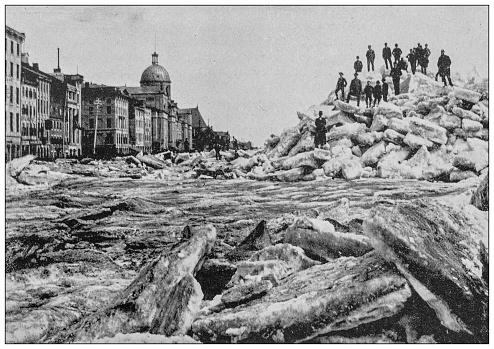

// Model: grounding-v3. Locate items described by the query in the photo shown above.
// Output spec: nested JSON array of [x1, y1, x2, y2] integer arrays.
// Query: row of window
[[6, 38, 20, 56], [5, 60, 20, 79], [7, 112, 20, 133], [23, 86, 37, 99], [5, 85, 20, 104]]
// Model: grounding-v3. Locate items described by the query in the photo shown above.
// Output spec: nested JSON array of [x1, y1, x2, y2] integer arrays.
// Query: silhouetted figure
[[415, 43, 423, 71], [232, 136, 239, 157], [373, 80, 382, 106], [366, 45, 375, 72], [390, 62, 402, 95], [437, 49, 453, 86], [184, 138, 190, 153], [364, 81, 374, 108], [392, 44, 402, 64], [407, 48, 417, 74], [419, 43, 431, 74], [346, 73, 362, 106], [354, 56, 363, 74], [335, 72, 347, 100], [314, 111, 327, 149], [214, 137, 221, 160], [398, 57, 408, 72], [382, 43, 392, 70]]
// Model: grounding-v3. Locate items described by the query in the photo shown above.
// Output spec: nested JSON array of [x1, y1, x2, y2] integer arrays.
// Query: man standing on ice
[[381, 78, 389, 102], [407, 48, 417, 74], [436, 49, 454, 86], [390, 62, 402, 95], [373, 80, 382, 107], [366, 45, 375, 72], [364, 81, 374, 108], [382, 43, 392, 70], [354, 56, 363, 74], [314, 111, 327, 149], [335, 72, 347, 100], [392, 44, 402, 64], [346, 73, 362, 106]]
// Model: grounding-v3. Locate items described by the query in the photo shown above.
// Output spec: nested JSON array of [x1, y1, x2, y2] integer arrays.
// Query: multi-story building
[[129, 100, 152, 153], [5, 25, 25, 160], [177, 108, 194, 150], [81, 83, 131, 157], [49, 53, 84, 158], [21, 56, 52, 158]]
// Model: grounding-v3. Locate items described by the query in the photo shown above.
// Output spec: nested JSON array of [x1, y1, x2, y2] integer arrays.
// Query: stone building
[[21, 57, 52, 158], [177, 108, 194, 150], [81, 83, 131, 157], [48, 52, 84, 157], [128, 100, 152, 153], [121, 51, 192, 152], [5, 25, 25, 160]]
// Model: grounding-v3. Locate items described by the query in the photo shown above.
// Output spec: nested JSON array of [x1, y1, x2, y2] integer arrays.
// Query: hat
[[356, 56, 359, 59], [376, 80, 380, 83], [339, 72, 343, 75], [441, 49, 445, 52], [354, 73, 358, 76], [382, 77, 385, 82]]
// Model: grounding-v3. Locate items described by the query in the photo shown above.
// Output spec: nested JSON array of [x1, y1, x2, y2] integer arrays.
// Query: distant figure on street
[[390, 62, 402, 95], [373, 80, 382, 107], [335, 72, 347, 100], [314, 111, 327, 149], [382, 78, 389, 102], [354, 56, 363, 74], [346, 73, 362, 106], [366, 45, 375, 72], [436, 49, 453, 86], [232, 136, 239, 157], [364, 81, 374, 108], [415, 43, 423, 71], [184, 138, 190, 153], [382, 43, 392, 70], [214, 137, 221, 160], [407, 48, 417, 74], [392, 44, 402, 64], [398, 57, 408, 72]]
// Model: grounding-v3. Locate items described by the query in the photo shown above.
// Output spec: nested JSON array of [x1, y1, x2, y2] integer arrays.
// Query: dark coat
[[391, 67, 402, 80], [373, 84, 382, 98], [383, 46, 392, 58], [392, 47, 402, 58], [315, 117, 326, 134], [354, 60, 363, 72], [437, 54, 452, 69], [336, 77, 347, 89], [364, 85, 374, 96], [349, 78, 362, 94], [366, 49, 375, 61], [382, 82, 389, 95]]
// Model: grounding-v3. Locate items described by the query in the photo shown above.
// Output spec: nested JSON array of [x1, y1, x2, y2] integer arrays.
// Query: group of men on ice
[[334, 43, 454, 108]]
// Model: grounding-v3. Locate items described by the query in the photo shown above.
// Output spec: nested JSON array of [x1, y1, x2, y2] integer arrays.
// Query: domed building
[[139, 52, 171, 96], [120, 52, 192, 152]]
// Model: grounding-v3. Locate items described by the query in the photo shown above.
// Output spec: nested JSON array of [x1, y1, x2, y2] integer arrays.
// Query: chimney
[[85, 81, 89, 89], [33, 63, 39, 71], [54, 48, 61, 73]]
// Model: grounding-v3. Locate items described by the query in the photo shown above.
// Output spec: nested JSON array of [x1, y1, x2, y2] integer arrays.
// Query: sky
[[6, 6, 488, 147]]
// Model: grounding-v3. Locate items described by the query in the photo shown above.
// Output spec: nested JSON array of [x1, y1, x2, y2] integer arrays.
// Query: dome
[[140, 52, 171, 86]]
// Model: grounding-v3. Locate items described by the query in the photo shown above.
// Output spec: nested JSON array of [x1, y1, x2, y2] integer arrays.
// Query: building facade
[[5, 25, 25, 160], [129, 101, 152, 153], [21, 57, 52, 158], [81, 84, 131, 157]]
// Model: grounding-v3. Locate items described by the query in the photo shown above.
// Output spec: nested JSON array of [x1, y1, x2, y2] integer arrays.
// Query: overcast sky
[[6, 6, 488, 146]]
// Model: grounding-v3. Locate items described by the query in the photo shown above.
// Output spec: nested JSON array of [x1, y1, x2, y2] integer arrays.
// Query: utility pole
[[93, 98, 101, 156]]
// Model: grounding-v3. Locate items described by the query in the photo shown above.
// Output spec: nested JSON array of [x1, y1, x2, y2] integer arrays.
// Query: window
[[11, 41, 13, 54], [106, 98, 111, 104], [89, 119, 94, 129], [107, 118, 112, 128], [10, 62, 13, 77], [89, 106, 94, 114], [5, 39, 7, 51], [10, 86, 13, 103], [16, 88, 19, 104], [107, 106, 111, 114], [17, 43, 19, 56], [16, 64, 19, 79], [10, 113, 13, 132], [16, 114, 19, 132]]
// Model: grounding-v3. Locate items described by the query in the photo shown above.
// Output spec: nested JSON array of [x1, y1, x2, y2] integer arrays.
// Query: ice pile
[[234, 72, 488, 183]]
